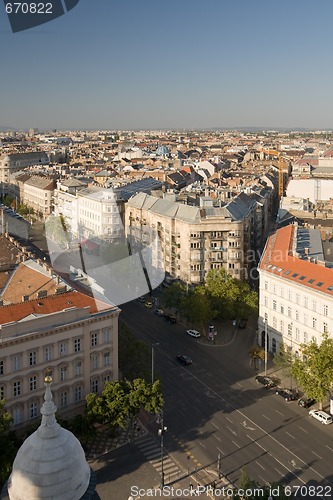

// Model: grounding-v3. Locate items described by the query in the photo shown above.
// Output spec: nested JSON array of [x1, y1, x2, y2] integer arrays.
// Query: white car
[[309, 409, 333, 425], [186, 329, 201, 338]]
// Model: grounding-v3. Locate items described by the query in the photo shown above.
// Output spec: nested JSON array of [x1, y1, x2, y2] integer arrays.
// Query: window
[[0, 360, 4, 375], [323, 305, 328, 316], [288, 324, 292, 337], [295, 328, 300, 341], [312, 301, 316, 312], [44, 346, 52, 362], [280, 305, 284, 314], [288, 290, 292, 301], [74, 361, 82, 377], [280, 320, 284, 334], [29, 376, 37, 391], [13, 406, 22, 425], [273, 284, 276, 294], [74, 338, 81, 353], [59, 342, 67, 356], [273, 317, 277, 329], [91, 354, 98, 370], [13, 381, 21, 397], [280, 288, 284, 298], [272, 338, 277, 353], [103, 327, 111, 343], [295, 294, 300, 304], [0, 386, 4, 399], [312, 318, 317, 329], [12, 355, 21, 371], [74, 386, 82, 402], [60, 366, 67, 382], [91, 331, 98, 347], [295, 310, 299, 321], [304, 297, 308, 308], [303, 332, 308, 343], [91, 379, 99, 393], [264, 281, 268, 291], [287, 307, 292, 318], [30, 402, 38, 419], [304, 314, 308, 325], [323, 322, 328, 334], [104, 352, 110, 366], [264, 296, 268, 306], [272, 300, 277, 311], [29, 351, 37, 366], [60, 391, 68, 407]]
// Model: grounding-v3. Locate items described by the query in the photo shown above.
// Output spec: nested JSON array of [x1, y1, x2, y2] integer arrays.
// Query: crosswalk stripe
[[135, 434, 181, 481]]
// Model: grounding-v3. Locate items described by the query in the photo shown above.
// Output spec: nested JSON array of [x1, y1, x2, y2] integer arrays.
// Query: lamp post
[[264, 318, 268, 377], [157, 411, 167, 488], [151, 343, 159, 384]]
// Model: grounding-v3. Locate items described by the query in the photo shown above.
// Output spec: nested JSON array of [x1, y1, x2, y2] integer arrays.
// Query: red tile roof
[[259, 225, 333, 296], [0, 290, 117, 324]]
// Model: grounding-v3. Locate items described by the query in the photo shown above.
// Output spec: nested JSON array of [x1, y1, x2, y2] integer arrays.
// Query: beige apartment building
[[125, 192, 256, 284], [0, 290, 120, 428], [22, 176, 56, 218]]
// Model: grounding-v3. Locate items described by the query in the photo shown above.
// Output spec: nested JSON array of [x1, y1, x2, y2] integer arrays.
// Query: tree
[[205, 268, 258, 320], [291, 333, 333, 409], [249, 346, 265, 370], [180, 286, 215, 335], [85, 379, 164, 431], [162, 282, 187, 311], [0, 400, 19, 488]]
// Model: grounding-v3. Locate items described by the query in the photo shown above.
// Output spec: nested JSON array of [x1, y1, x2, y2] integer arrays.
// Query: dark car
[[275, 387, 298, 402], [154, 309, 164, 316], [238, 319, 247, 329], [255, 375, 276, 388], [164, 314, 177, 323], [176, 355, 192, 366], [298, 397, 316, 408]]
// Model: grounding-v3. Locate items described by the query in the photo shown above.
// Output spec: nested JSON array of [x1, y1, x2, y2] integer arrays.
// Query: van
[[309, 409, 333, 425]]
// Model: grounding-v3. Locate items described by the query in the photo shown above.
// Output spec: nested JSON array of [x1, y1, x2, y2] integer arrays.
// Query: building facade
[[0, 291, 120, 428], [258, 224, 333, 356], [125, 192, 257, 284]]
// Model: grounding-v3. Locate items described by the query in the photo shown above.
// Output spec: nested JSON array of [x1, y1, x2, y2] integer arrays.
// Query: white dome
[[7, 378, 91, 500]]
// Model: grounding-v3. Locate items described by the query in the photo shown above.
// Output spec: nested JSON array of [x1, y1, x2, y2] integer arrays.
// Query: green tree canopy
[[180, 286, 215, 333], [85, 379, 164, 430], [291, 333, 333, 409], [162, 282, 187, 310], [205, 268, 258, 320]]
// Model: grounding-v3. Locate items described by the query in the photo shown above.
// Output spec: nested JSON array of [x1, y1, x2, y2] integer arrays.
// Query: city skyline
[[2, 0, 333, 130]]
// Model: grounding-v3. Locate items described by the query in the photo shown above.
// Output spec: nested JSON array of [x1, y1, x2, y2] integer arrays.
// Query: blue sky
[[1, 0, 333, 130]]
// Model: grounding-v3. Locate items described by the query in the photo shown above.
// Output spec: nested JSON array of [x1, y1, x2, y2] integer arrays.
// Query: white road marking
[[225, 417, 233, 424], [213, 434, 221, 442], [285, 431, 295, 440], [255, 441, 267, 452], [232, 440, 240, 448], [312, 451, 322, 459], [198, 441, 206, 448], [256, 461, 265, 470], [227, 426, 237, 436], [298, 426, 308, 434], [262, 414, 271, 421], [325, 445, 333, 452], [212, 422, 219, 430], [275, 409, 284, 416], [217, 447, 225, 456]]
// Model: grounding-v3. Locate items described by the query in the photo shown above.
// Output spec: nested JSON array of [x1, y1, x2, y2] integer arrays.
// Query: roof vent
[[37, 290, 47, 299], [22, 295, 29, 302]]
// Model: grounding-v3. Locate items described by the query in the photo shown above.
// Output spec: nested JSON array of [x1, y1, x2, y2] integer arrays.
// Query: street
[[120, 300, 333, 499]]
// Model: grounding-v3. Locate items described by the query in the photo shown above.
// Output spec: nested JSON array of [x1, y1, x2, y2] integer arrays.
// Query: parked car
[[154, 309, 164, 316], [186, 329, 201, 338], [176, 355, 192, 366], [145, 301, 153, 308], [255, 375, 276, 388], [275, 387, 298, 401], [298, 397, 316, 408], [238, 319, 247, 329], [137, 296, 146, 303], [309, 409, 333, 425], [164, 314, 176, 323]]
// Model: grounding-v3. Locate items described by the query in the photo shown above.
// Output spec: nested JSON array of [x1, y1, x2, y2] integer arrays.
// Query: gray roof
[[114, 177, 163, 201]]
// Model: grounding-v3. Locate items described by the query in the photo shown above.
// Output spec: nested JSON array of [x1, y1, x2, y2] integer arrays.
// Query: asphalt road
[[120, 300, 333, 500]]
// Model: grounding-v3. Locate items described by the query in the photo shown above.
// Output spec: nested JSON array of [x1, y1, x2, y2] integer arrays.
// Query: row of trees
[[274, 333, 333, 410], [163, 268, 258, 332]]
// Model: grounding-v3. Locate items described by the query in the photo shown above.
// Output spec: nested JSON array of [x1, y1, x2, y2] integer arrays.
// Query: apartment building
[[258, 224, 333, 356], [0, 152, 49, 185], [22, 176, 56, 218], [125, 192, 257, 284], [0, 290, 120, 428]]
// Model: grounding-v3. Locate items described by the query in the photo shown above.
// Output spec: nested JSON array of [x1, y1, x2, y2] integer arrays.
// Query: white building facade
[[258, 224, 333, 356]]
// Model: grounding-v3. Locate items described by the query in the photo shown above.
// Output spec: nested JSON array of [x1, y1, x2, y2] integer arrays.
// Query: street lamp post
[[158, 411, 167, 488], [151, 343, 159, 384]]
